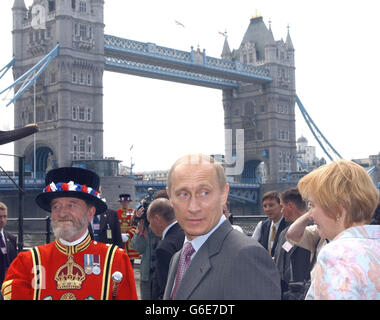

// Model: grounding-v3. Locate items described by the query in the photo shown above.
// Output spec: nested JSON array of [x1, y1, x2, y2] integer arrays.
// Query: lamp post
[[18, 156, 25, 252], [0, 153, 25, 252], [33, 81, 36, 179]]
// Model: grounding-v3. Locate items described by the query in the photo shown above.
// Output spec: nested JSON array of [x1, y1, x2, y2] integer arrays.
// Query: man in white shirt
[[252, 191, 288, 257]]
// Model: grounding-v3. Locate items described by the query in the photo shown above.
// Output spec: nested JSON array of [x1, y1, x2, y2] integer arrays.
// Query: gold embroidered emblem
[[60, 292, 77, 300], [55, 255, 86, 290]]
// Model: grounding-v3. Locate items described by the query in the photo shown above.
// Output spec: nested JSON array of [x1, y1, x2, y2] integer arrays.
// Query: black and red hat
[[118, 194, 132, 202], [35, 167, 107, 215]]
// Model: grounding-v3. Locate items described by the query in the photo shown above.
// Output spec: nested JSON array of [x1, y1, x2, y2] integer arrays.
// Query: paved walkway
[[133, 262, 141, 300]]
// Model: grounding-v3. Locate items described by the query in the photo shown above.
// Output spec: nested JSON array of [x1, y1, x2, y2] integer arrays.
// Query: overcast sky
[[0, 0, 379, 172]]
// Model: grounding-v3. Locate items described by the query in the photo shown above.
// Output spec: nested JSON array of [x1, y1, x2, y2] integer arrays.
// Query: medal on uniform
[[84, 254, 93, 274], [92, 255, 101, 275]]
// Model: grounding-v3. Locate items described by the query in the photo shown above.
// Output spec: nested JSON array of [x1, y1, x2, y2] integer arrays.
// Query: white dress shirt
[[184, 215, 227, 260], [162, 221, 178, 240]]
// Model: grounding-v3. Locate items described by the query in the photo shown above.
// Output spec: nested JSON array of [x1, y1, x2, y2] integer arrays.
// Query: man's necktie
[[269, 224, 277, 255], [171, 242, 195, 299]]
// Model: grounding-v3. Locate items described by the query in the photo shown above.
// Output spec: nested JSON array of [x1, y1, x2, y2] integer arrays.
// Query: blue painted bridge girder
[[104, 34, 273, 89]]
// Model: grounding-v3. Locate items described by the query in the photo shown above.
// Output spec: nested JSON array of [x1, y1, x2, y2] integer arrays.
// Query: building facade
[[296, 136, 323, 172], [12, 0, 105, 177], [12, 2, 298, 187], [222, 16, 297, 184]]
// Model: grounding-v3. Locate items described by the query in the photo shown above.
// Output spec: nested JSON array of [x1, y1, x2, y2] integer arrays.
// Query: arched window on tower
[[48, 1, 56, 13]]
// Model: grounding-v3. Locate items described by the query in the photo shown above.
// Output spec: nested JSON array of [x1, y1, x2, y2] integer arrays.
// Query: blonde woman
[[298, 159, 380, 300]]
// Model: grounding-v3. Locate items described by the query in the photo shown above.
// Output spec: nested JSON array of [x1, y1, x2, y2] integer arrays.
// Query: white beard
[[52, 211, 89, 242]]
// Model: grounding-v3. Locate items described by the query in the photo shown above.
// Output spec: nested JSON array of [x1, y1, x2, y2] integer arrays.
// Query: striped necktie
[[171, 242, 195, 299]]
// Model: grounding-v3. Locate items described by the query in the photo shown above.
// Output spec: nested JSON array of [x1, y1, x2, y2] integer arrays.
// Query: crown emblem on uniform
[[55, 255, 86, 290]]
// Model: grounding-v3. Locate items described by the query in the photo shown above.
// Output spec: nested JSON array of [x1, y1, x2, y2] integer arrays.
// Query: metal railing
[[233, 215, 266, 236], [7, 217, 52, 250], [4, 215, 266, 248]]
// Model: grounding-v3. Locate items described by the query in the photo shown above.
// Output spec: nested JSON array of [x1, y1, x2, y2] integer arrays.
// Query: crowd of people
[[0, 155, 379, 300]]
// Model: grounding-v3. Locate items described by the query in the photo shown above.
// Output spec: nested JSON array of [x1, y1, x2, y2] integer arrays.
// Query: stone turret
[[12, 0, 26, 59], [223, 15, 297, 184], [13, 0, 105, 176], [221, 37, 232, 60], [12, 0, 26, 10], [285, 27, 295, 65]]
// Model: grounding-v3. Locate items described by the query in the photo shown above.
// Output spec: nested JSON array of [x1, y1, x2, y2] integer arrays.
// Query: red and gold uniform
[[117, 208, 140, 261], [1, 232, 137, 300]]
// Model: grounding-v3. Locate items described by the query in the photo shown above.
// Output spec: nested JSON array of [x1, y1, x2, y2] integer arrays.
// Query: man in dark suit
[[163, 154, 281, 300], [88, 187, 123, 248], [89, 208, 123, 248], [274, 188, 311, 299], [147, 198, 184, 300], [253, 191, 289, 257], [0, 202, 17, 287]]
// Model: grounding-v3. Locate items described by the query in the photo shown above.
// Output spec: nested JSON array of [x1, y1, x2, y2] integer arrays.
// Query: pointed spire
[[252, 9, 262, 20], [12, 0, 26, 10], [265, 19, 275, 46], [286, 24, 294, 51], [221, 34, 232, 60]]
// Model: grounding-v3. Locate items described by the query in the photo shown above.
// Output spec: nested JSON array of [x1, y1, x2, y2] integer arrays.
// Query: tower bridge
[[2, 0, 306, 216], [103, 34, 272, 89]]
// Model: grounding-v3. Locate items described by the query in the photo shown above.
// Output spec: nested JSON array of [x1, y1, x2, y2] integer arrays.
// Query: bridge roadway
[[104, 34, 272, 89]]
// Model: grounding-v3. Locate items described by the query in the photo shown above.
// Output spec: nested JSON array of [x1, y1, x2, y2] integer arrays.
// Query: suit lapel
[[175, 246, 211, 300], [174, 220, 232, 300], [273, 218, 288, 253], [164, 250, 180, 299]]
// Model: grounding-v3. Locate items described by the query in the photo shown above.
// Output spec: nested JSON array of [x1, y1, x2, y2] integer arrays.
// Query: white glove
[[121, 233, 130, 243]]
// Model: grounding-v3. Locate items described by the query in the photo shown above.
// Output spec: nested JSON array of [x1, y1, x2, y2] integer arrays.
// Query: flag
[[175, 20, 185, 28], [218, 31, 227, 38]]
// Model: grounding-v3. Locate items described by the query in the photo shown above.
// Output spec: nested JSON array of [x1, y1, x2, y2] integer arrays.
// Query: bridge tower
[[222, 16, 297, 184], [12, 0, 105, 177]]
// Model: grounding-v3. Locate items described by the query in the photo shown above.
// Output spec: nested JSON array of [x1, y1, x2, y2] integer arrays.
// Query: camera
[[134, 188, 155, 226]]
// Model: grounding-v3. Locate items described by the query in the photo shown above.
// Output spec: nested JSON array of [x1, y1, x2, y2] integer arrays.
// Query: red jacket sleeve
[[1, 251, 35, 300], [110, 248, 138, 300]]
